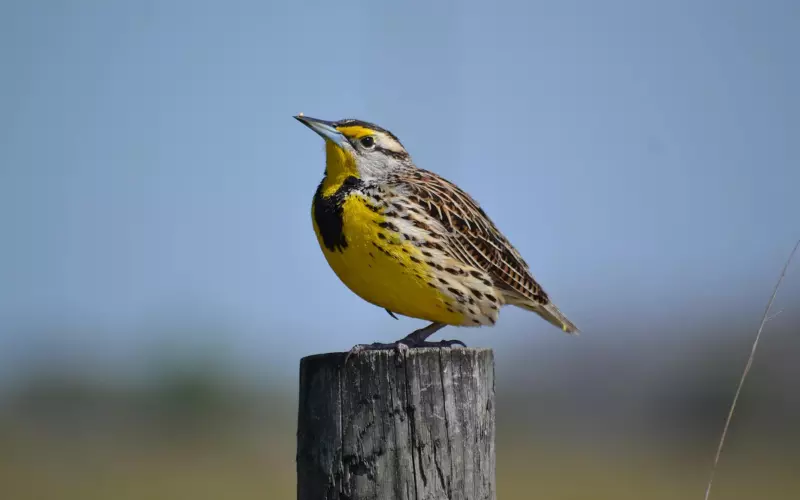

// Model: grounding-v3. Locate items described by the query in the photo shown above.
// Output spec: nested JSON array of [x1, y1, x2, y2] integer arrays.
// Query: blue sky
[[1, 0, 798, 380]]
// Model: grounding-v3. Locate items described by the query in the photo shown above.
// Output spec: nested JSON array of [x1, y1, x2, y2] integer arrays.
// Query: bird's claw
[[344, 341, 408, 364]]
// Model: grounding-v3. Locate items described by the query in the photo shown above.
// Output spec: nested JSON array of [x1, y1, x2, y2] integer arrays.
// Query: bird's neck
[[321, 141, 360, 197]]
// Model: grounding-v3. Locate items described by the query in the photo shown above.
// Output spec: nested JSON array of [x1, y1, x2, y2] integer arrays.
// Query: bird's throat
[[321, 141, 360, 197]]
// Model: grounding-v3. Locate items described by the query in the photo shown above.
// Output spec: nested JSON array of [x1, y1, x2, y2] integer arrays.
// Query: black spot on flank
[[490, 305, 498, 311], [401, 247, 410, 254], [427, 283, 436, 288], [313, 176, 363, 252], [470, 288, 484, 299], [378, 221, 399, 232], [447, 308, 455, 313], [409, 256, 421, 264], [486, 294, 497, 303], [447, 287, 463, 297], [438, 277, 448, 285], [481, 279, 492, 287], [470, 270, 483, 279], [411, 220, 430, 231], [377, 232, 386, 240], [372, 242, 392, 257], [403, 233, 413, 241], [469, 308, 477, 315], [468, 297, 475, 305], [369, 252, 375, 258], [444, 267, 460, 275], [488, 316, 496, 325], [421, 250, 433, 258], [473, 319, 481, 325], [392, 202, 404, 211], [423, 240, 445, 251]]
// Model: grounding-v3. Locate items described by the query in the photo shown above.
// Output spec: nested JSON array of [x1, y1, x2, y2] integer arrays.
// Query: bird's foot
[[345, 338, 466, 364]]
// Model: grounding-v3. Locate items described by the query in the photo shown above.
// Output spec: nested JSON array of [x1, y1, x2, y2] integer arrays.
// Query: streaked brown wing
[[396, 168, 550, 306]]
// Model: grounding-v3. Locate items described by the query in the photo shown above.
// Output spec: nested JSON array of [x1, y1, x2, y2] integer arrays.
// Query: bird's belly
[[313, 195, 465, 325]]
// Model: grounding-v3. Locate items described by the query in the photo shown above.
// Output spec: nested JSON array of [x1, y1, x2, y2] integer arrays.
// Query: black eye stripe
[[374, 145, 408, 159], [344, 134, 408, 159]]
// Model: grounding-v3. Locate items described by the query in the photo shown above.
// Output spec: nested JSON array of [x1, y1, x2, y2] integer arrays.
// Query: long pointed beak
[[294, 115, 346, 147]]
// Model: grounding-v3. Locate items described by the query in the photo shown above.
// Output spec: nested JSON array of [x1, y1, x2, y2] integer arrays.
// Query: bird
[[295, 114, 578, 352]]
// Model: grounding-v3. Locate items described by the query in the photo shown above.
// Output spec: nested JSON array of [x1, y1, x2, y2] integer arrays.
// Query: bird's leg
[[345, 322, 466, 362], [400, 322, 466, 348]]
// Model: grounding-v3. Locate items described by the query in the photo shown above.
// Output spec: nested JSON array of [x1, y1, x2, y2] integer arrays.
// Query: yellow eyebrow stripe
[[336, 125, 375, 139]]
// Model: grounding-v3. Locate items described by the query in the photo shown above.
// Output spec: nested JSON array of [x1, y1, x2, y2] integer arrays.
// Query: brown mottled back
[[392, 168, 551, 307]]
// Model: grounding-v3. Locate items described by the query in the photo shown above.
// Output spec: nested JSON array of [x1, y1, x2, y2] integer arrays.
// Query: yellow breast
[[312, 193, 465, 325]]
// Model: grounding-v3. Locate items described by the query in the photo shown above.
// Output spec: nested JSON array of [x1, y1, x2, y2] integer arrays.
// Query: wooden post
[[297, 348, 496, 500]]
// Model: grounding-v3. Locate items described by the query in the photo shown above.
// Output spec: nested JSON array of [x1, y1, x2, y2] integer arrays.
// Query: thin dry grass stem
[[703, 238, 800, 500], [765, 309, 784, 322]]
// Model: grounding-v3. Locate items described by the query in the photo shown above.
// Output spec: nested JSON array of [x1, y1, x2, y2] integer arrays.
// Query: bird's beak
[[294, 115, 346, 147]]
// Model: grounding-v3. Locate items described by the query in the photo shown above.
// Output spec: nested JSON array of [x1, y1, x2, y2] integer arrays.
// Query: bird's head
[[295, 115, 411, 192]]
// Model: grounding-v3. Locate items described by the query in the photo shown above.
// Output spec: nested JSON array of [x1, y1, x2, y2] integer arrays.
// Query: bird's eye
[[360, 136, 375, 148]]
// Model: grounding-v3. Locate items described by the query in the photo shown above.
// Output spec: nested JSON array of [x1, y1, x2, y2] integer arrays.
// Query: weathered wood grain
[[297, 348, 495, 500]]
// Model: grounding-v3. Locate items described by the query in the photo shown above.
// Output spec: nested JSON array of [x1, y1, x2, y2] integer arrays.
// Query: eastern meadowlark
[[295, 115, 579, 352]]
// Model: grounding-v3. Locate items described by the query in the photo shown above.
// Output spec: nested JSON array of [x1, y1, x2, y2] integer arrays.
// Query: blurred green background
[[2, 314, 799, 499], [2, 0, 799, 498]]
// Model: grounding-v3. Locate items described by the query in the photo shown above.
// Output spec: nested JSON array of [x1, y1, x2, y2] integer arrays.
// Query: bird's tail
[[509, 297, 580, 334], [535, 302, 580, 334]]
